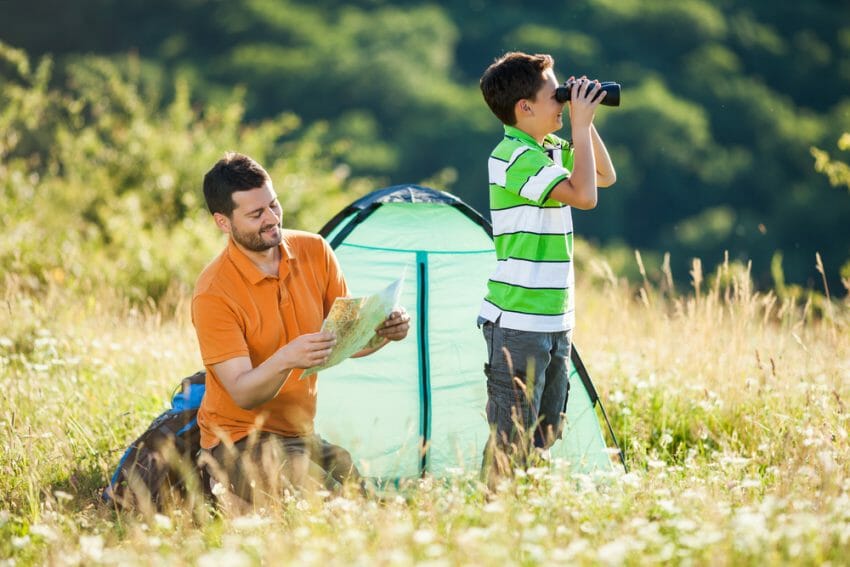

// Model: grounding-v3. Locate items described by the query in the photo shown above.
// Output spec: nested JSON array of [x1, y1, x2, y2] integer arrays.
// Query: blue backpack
[[103, 371, 208, 510]]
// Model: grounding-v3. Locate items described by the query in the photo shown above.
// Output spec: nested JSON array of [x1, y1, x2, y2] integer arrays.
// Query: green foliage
[[812, 132, 850, 191], [2, 0, 850, 293], [0, 42, 369, 302], [811, 132, 850, 290]]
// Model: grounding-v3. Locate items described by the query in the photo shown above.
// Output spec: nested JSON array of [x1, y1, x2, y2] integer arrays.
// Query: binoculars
[[554, 81, 621, 107]]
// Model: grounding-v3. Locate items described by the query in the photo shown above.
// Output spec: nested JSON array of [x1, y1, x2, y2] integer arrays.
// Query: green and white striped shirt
[[479, 125, 576, 332]]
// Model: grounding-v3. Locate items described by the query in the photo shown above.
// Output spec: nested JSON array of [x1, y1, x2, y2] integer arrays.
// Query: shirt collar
[[226, 235, 294, 285], [503, 125, 558, 150]]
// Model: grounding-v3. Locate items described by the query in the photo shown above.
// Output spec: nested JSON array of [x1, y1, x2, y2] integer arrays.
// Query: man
[[192, 152, 409, 504]]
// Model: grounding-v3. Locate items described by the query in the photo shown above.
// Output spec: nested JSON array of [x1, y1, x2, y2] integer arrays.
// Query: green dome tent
[[315, 185, 623, 480]]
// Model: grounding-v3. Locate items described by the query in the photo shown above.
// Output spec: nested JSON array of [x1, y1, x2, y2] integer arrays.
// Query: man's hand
[[279, 331, 337, 369], [376, 307, 411, 342]]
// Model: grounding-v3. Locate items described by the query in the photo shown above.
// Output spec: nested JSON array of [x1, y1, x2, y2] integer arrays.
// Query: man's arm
[[592, 124, 617, 187], [211, 331, 336, 410]]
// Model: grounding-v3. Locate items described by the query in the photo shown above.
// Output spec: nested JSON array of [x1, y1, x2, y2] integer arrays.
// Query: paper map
[[302, 275, 404, 377]]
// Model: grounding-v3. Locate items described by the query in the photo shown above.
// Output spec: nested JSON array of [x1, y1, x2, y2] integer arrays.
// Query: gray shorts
[[480, 318, 572, 449]]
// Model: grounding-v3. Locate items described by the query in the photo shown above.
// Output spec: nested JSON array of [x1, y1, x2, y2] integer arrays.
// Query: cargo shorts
[[479, 317, 572, 450]]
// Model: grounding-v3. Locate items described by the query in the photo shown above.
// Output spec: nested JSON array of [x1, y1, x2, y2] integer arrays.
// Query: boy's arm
[[549, 79, 603, 210], [591, 124, 616, 188]]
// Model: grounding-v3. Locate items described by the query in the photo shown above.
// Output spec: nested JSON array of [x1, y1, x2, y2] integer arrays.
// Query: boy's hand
[[567, 75, 605, 129]]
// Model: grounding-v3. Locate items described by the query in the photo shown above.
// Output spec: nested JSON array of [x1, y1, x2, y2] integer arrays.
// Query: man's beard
[[232, 222, 282, 252]]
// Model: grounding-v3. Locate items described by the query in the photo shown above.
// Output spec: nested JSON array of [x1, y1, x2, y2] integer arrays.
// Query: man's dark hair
[[480, 52, 554, 126], [203, 152, 271, 216]]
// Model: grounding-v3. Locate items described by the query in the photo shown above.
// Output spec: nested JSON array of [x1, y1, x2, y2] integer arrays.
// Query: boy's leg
[[534, 330, 573, 449], [481, 320, 552, 474]]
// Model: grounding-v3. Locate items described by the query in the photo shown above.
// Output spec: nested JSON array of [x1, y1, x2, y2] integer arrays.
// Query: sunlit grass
[[1, 256, 848, 566]]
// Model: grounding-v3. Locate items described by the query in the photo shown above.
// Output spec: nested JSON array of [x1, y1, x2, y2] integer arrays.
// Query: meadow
[[1, 254, 848, 566]]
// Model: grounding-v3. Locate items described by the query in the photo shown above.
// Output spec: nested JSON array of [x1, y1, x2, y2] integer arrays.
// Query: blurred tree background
[[1, 0, 849, 300]]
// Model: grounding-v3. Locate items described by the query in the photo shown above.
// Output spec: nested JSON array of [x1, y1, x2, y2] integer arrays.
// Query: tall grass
[[1, 255, 848, 566]]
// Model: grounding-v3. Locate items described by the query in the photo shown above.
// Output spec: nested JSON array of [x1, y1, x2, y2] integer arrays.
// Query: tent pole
[[416, 252, 432, 476], [570, 347, 628, 472]]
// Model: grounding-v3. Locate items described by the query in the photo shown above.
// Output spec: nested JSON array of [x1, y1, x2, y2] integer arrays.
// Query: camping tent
[[315, 185, 621, 479]]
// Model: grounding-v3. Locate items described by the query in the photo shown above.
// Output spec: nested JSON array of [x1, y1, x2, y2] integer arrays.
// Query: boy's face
[[521, 68, 565, 141]]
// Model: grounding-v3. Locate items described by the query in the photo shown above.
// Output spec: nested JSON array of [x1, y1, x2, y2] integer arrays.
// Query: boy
[[477, 51, 616, 476]]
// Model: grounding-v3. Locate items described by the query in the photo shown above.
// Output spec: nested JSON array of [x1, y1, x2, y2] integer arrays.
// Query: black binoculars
[[554, 81, 620, 107]]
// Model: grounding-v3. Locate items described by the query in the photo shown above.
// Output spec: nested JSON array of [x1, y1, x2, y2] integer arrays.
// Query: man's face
[[227, 182, 283, 252]]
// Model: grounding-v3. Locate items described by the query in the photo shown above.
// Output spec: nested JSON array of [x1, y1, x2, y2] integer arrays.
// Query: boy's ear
[[516, 99, 533, 116]]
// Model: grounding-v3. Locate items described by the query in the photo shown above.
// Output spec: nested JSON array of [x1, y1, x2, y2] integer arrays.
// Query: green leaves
[[0, 44, 365, 302]]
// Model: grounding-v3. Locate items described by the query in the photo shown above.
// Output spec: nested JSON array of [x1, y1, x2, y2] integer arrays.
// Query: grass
[[1, 257, 848, 566]]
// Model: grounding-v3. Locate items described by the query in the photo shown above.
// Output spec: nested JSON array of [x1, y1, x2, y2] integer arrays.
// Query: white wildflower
[[560, 538, 591, 561], [11, 535, 30, 548], [524, 524, 548, 541], [456, 527, 488, 546], [657, 499, 680, 515], [527, 466, 548, 479], [597, 537, 632, 566], [53, 490, 73, 502], [232, 514, 271, 531], [293, 526, 311, 539], [197, 549, 252, 567], [29, 524, 58, 542], [621, 472, 642, 487], [521, 542, 545, 561], [413, 529, 436, 545], [79, 535, 104, 561], [153, 513, 172, 530], [719, 454, 750, 467], [483, 501, 504, 514]]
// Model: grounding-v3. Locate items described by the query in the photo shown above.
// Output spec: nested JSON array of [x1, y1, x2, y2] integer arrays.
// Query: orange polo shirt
[[191, 231, 348, 449]]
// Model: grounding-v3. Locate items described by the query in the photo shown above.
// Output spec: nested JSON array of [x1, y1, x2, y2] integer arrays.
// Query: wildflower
[[482, 501, 504, 514], [197, 549, 252, 567], [412, 529, 436, 545], [29, 524, 58, 542], [153, 514, 172, 530], [597, 538, 633, 566], [79, 535, 104, 561], [232, 515, 272, 531], [11, 535, 30, 548]]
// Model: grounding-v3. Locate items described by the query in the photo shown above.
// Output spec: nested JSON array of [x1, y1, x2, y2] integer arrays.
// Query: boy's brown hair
[[480, 52, 554, 126]]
